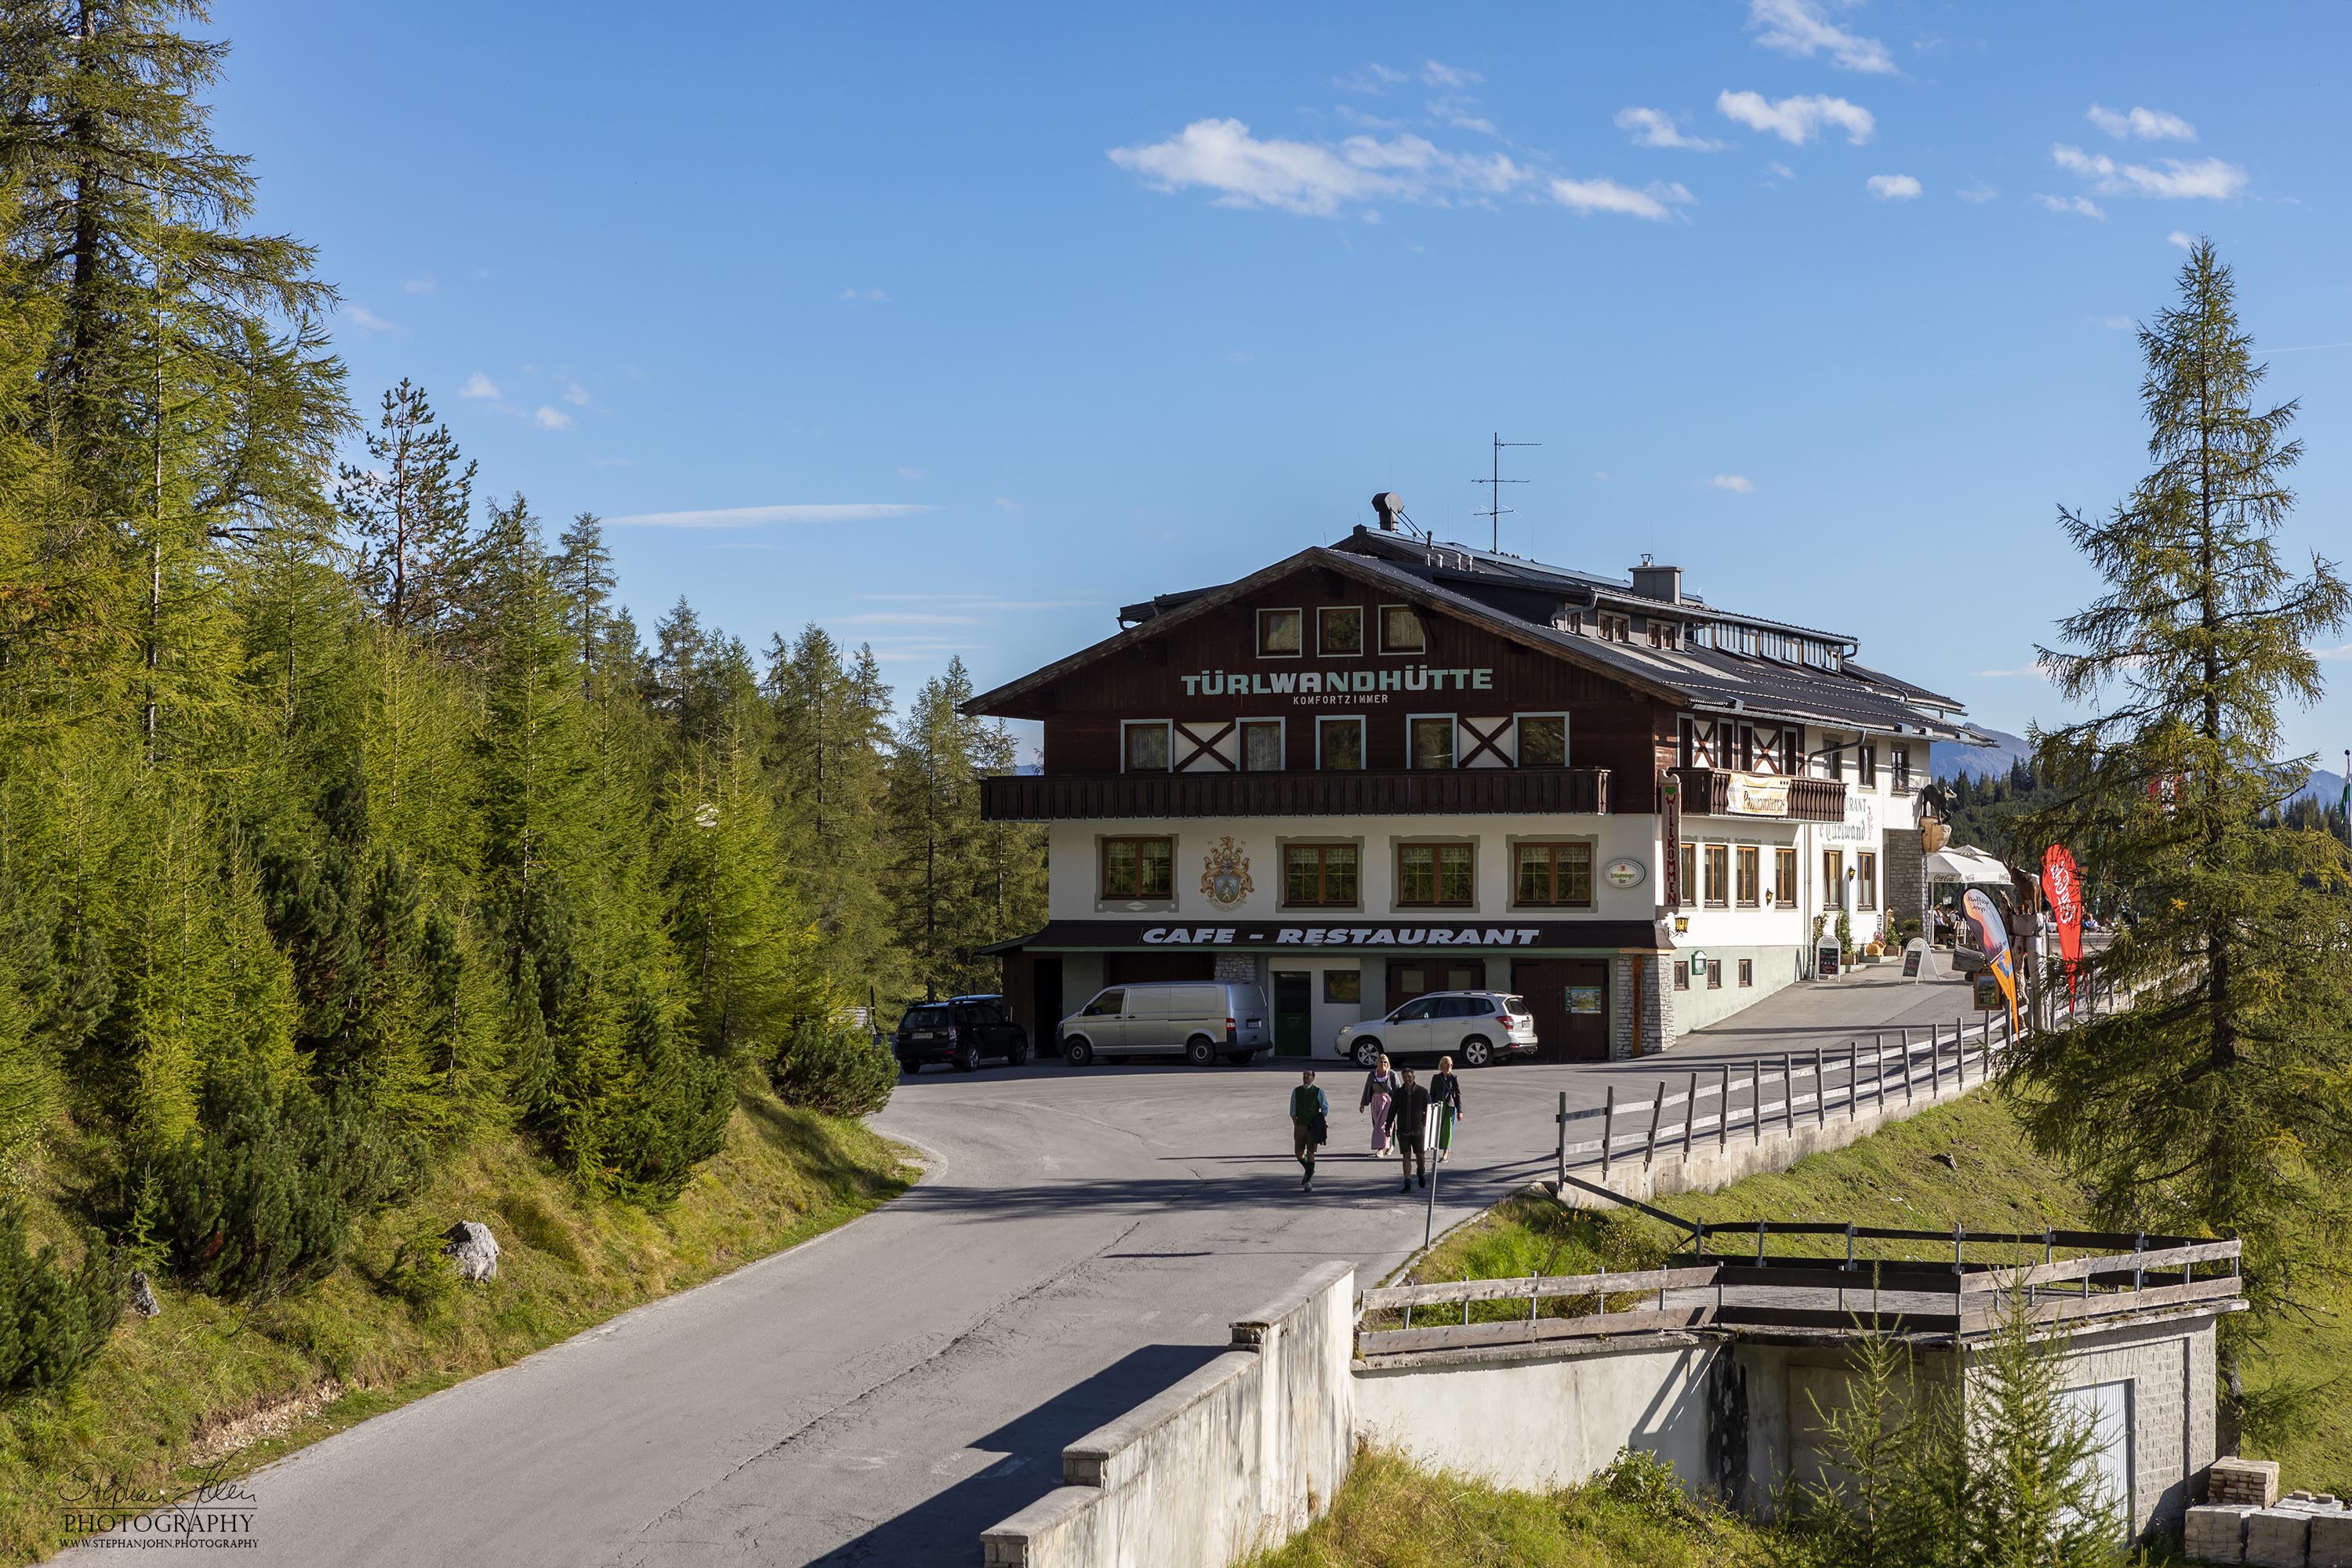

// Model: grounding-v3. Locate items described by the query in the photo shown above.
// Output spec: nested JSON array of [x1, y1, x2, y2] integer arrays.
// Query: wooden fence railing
[[1355, 1232, 2242, 1359]]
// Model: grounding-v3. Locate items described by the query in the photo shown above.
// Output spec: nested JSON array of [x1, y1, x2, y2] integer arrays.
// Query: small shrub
[[377, 1225, 461, 1316], [1596, 1447, 1698, 1523], [119, 1052, 417, 1300], [600, 994, 737, 1204], [770, 1016, 895, 1118], [0, 1202, 125, 1398]]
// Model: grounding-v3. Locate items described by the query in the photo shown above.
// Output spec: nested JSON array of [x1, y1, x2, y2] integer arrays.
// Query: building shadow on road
[[806, 1344, 1225, 1566]]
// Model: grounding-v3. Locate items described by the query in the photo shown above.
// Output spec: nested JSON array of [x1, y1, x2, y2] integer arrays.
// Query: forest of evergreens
[[0, 0, 1042, 1399]]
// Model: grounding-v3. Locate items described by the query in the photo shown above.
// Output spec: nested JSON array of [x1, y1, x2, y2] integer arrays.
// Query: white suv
[[1335, 991, 1540, 1069]]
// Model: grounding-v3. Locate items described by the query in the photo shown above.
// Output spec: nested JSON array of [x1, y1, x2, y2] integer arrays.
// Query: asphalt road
[[80, 966, 1993, 1566]]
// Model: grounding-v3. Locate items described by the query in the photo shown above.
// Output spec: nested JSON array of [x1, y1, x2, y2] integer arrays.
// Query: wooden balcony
[[979, 766, 1612, 822], [1669, 767, 1846, 824]]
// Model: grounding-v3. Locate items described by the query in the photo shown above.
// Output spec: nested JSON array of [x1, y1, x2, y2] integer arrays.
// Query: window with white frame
[[1122, 720, 1171, 773], [1240, 719, 1284, 771], [1316, 715, 1364, 771], [1407, 715, 1454, 769]]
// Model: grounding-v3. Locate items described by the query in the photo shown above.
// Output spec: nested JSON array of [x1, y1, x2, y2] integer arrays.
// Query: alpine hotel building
[[967, 512, 1980, 1063]]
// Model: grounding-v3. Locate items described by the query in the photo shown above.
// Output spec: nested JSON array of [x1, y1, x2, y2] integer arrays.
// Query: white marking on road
[[982, 1455, 1031, 1479]]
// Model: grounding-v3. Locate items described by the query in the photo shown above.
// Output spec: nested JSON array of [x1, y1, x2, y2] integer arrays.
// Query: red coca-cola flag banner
[[2042, 844, 2085, 1004]]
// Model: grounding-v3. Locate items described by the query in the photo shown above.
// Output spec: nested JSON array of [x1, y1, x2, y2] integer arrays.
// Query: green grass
[[0, 1083, 911, 1563], [1397, 1092, 2350, 1497], [1239, 1448, 1791, 1568]]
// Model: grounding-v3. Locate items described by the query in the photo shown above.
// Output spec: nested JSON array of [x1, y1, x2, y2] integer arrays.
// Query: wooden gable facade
[[996, 560, 1681, 812]]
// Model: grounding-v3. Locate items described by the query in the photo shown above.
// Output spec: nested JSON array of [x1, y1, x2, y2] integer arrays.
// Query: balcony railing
[[1669, 767, 1846, 824], [979, 767, 1612, 822]]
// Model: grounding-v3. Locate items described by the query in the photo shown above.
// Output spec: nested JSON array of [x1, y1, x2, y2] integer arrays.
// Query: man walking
[[1289, 1069, 1328, 1191], [1385, 1067, 1432, 1192]]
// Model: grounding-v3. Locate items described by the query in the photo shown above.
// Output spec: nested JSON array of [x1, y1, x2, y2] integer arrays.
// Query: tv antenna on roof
[[1474, 431, 1540, 553]]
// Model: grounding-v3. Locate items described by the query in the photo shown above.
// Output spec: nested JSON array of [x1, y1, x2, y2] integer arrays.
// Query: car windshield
[[902, 1005, 952, 1029]]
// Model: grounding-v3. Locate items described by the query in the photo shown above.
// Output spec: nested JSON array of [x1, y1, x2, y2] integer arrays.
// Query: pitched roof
[[963, 539, 1981, 741]]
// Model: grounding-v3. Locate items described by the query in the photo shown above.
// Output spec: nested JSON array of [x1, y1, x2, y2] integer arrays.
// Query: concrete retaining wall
[[981, 1261, 1354, 1568], [1356, 1334, 1720, 1496]]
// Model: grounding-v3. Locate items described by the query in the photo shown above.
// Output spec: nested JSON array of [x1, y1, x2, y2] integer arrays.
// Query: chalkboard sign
[[1902, 944, 1925, 979], [1817, 942, 1840, 978]]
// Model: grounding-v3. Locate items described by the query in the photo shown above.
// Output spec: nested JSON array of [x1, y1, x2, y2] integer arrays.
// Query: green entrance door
[[1273, 971, 1313, 1057]]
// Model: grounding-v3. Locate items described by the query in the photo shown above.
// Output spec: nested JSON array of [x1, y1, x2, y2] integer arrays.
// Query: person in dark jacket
[[1385, 1068, 1433, 1191], [1428, 1056, 1463, 1164], [1289, 1069, 1329, 1191]]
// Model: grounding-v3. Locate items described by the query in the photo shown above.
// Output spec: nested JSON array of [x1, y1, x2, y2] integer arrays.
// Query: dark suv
[[895, 995, 1032, 1073]]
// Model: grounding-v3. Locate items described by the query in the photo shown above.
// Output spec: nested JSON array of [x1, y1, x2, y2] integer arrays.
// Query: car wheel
[[953, 1041, 982, 1073], [1064, 1036, 1094, 1068], [1008, 1033, 1032, 1067], [1184, 1036, 1217, 1067], [1461, 1036, 1493, 1069], [897, 1058, 920, 1076], [1226, 1051, 1254, 1066], [1352, 1037, 1383, 1069]]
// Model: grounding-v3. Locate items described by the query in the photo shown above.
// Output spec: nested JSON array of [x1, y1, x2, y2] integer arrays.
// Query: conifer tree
[[336, 380, 474, 634], [2016, 241, 2352, 1381], [552, 511, 615, 691], [767, 628, 902, 1002]]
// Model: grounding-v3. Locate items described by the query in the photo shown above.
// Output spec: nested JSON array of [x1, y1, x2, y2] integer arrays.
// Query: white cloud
[[608, 503, 939, 528], [839, 286, 888, 303], [1975, 664, 2049, 679], [2051, 144, 2246, 200], [1716, 90, 1875, 146], [1548, 176, 1692, 221], [1109, 118, 1530, 216], [1338, 63, 1406, 93], [2034, 193, 2106, 220], [993, 496, 1021, 512], [2100, 316, 2134, 331], [1957, 181, 1999, 204], [1746, 0, 1895, 74], [1615, 107, 1730, 151], [1593, 471, 1615, 482], [1225, 348, 1254, 364], [1764, 160, 1798, 181], [897, 465, 928, 480], [2086, 104, 2197, 142], [1421, 60, 1480, 89], [561, 381, 590, 407], [830, 612, 985, 626], [1866, 172, 1921, 200], [1710, 474, 1756, 494], [345, 305, 394, 332], [401, 277, 436, 295], [533, 405, 574, 430], [2168, 229, 2195, 249], [1439, 110, 1498, 136], [459, 372, 499, 400]]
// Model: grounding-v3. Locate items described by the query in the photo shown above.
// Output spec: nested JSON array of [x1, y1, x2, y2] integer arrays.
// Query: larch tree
[[2014, 239, 2352, 1410]]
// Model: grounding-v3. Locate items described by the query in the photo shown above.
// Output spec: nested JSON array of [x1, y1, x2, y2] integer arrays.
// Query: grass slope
[[1240, 1448, 1786, 1568], [0, 1084, 910, 1563], [1400, 1093, 2348, 1496]]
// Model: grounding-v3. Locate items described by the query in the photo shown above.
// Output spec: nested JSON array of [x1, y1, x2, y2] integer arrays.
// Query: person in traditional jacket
[[1428, 1056, 1463, 1164], [1289, 1069, 1328, 1192], [1359, 1055, 1395, 1154]]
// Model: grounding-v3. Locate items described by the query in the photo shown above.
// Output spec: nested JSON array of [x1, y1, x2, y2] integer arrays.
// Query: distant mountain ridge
[[1931, 725, 2347, 808], [1932, 728, 2032, 782]]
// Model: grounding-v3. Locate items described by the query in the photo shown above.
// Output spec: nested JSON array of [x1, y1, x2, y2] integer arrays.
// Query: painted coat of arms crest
[[1200, 836, 1254, 909]]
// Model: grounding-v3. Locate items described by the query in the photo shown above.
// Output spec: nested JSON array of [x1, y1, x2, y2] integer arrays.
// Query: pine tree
[[552, 511, 615, 695], [767, 628, 903, 1003], [336, 380, 475, 635], [2016, 241, 2352, 1382]]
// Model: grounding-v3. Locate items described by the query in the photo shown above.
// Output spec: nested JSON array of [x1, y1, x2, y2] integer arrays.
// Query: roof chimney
[[1371, 492, 1405, 532], [1629, 561, 1682, 604]]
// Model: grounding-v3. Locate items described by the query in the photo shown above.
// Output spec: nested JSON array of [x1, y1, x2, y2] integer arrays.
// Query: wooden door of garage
[[1512, 958, 1610, 1062]]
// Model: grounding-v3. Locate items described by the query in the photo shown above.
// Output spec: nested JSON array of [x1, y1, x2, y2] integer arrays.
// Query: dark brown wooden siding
[[1027, 564, 1677, 809]]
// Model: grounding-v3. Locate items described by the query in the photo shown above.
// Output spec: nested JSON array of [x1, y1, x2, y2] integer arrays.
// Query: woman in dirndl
[[1360, 1054, 1395, 1154]]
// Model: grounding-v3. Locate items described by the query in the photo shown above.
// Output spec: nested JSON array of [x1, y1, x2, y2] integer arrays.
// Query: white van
[[1058, 982, 1272, 1067]]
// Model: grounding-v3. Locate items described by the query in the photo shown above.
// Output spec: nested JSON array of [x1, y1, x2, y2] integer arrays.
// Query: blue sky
[[215, 1, 2352, 765]]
